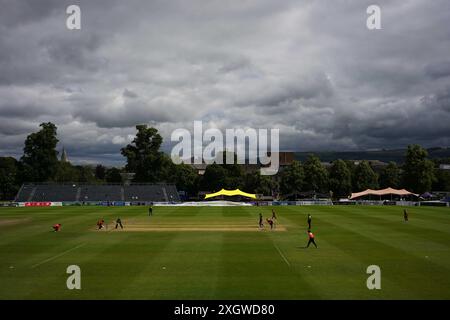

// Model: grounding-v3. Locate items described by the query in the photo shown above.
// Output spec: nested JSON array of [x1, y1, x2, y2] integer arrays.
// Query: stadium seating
[[15, 184, 180, 203], [33, 184, 78, 202], [15, 184, 36, 202], [124, 184, 162, 202], [78, 185, 122, 202]]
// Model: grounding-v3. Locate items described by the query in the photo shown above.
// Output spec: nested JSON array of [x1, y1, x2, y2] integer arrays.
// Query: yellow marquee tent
[[204, 189, 257, 199]]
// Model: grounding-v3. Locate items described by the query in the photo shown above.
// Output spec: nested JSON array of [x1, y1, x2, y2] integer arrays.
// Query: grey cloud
[[0, 0, 61, 28], [1, 0, 450, 164], [425, 61, 450, 79], [123, 89, 138, 98]]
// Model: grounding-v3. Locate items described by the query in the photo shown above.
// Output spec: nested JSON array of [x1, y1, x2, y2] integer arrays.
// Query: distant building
[[278, 152, 295, 166], [60, 148, 69, 163], [189, 151, 295, 176]]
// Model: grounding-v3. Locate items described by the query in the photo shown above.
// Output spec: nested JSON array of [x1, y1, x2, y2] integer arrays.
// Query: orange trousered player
[[53, 223, 61, 232], [306, 230, 317, 248]]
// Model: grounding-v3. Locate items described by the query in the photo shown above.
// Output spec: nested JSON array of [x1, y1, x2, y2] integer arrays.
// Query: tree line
[[1, 123, 449, 200]]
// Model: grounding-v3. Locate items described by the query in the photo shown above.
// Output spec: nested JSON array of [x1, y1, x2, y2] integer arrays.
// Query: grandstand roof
[[349, 187, 418, 200]]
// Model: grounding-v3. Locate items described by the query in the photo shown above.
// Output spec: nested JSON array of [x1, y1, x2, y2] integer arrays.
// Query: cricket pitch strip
[[94, 222, 287, 232]]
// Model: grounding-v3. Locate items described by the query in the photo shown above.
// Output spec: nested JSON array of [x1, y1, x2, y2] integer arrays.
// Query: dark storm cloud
[[123, 89, 138, 99], [0, 0, 61, 28], [425, 61, 450, 80], [1, 0, 450, 164]]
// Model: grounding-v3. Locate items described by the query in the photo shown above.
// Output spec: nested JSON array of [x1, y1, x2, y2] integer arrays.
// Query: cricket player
[[306, 229, 317, 248], [259, 213, 263, 228], [148, 206, 153, 216], [52, 223, 61, 232], [271, 209, 277, 220], [97, 219, 105, 230], [403, 209, 409, 222], [266, 218, 274, 230], [307, 214, 312, 229], [115, 218, 123, 229]]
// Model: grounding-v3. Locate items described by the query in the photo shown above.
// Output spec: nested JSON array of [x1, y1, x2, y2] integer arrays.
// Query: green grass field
[[0, 205, 449, 300]]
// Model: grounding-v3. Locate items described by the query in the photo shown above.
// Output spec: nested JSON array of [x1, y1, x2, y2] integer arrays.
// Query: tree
[[344, 160, 357, 191], [200, 164, 227, 191], [200, 152, 245, 191], [76, 165, 97, 183], [105, 168, 123, 183], [54, 162, 79, 183], [402, 145, 436, 193], [432, 166, 450, 191], [303, 154, 329, 193], [329, 159, 352, 198], [171, 163, 199, 196], [21, 122, 59, 182], [353, 160, 378, 191], [379, 162, 400, 188], [121, 125, 165, 182], [244, 171, 277, 195], [223, 162, 244, 189], [280, 160, 305, 197], [95, 165, 106, 180], [0, 157, 19, 200]]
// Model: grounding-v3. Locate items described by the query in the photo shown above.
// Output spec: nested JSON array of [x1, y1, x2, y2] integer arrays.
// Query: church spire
[[60, 147, 69, 163]]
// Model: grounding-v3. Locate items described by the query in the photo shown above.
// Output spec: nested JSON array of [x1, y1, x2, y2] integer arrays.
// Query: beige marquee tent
[[349, 187, 419, 200]]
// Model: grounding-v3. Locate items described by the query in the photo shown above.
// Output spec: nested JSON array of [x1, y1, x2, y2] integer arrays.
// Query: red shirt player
[[306, 230, 317, 248], [97, 219, 105, 230], [53, 223, 61, 232]]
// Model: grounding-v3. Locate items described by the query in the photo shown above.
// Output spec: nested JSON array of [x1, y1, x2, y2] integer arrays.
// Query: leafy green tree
[[259, 174, 277, 195], [303, 154, 329, 192], [244, 171, 259, 192], [432, 168, 450, 191], [344, 160, 357, 191], [0, 157, 19, 200], [353, 160, 378, 191], [95, 165, 106, 180], [223, 163, 244, 189], [76, 165, 97, 183], [105, 167, 123, 183], [280, 160, 305, 197], [244, 171, 276, 195], [21, 122, 59, 182], [171, 163, 199, 196], [54, 162, 79, 183], [200, 164, 227, 191], [214, 152, 245, 189], [329, 159, 352, 198], [379, 162, 401, 188], [121, 125, 164, 182], [158, 154, 182, 183], [402, 145, 436, 193]]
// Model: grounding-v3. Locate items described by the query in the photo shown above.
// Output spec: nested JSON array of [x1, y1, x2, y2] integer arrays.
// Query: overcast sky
[[1, 0, 450, 165]]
